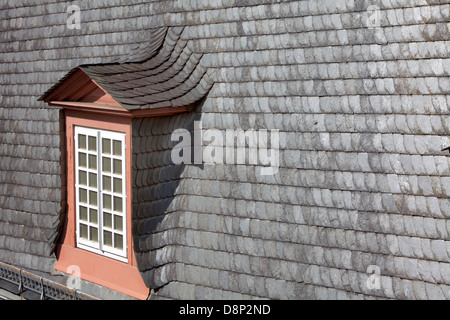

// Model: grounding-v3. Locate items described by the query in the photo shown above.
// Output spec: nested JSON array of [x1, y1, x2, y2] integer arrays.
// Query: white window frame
[[74, 126, 127, 262]]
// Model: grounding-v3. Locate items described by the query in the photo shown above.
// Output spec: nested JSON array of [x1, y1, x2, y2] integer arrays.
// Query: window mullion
[[97, 130, 104, 252]]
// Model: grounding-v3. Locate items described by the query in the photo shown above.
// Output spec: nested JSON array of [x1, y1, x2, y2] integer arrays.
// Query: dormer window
[[55, 109, 143, 299], [39, 27, 213, 299], [75, 126, 127, 261]]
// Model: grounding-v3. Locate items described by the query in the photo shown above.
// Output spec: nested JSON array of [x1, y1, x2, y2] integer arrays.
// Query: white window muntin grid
[[99, 129, 127, 257], [75, 127, 100, 250], [75, 126, 127, 262]]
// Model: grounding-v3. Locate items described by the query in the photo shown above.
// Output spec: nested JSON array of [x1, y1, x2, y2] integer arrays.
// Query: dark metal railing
[[0, 261, 98, 300]]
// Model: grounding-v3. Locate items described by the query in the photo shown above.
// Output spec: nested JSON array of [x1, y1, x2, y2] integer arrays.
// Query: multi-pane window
[[75, 126, 127, 261]]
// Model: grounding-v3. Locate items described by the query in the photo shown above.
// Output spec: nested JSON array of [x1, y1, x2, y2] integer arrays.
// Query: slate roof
[[39, 27, 214, 111], [131, 112, 196, 289], [0, 0, 449, 300]]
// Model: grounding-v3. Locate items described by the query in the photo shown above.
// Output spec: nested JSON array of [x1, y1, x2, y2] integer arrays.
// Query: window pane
[[79, 188, 87, 203], [89, 173, 97, 188], [89, 209, 98, 224], [78, 135, 86, 150], [102, 157, 111, 173], [104, 231, 112, 247], [90, 226, 98, 242], [79, 170, 87, 186], [103, 176, 111, 191], [103, 194, 112, 210], [102, 138, 111, 155], [88, 136, 97, 151], [78, 153, 87, 168], [114, 234, 123, 250], [114, 215, 123, 231], [80, 224, 88, 239], [113, 159, 122, 175], [89, 155, 97, 170], [79, 206, 88, 221], [113, 140, 122, 156], [113, 178, 122, 194], [89, 191, 97, 206], [103, 212, 112, 228], [113, 196, 122, 213]]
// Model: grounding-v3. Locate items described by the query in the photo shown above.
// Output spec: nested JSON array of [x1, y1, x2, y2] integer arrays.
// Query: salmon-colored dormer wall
[[55, 109, 149, 300]]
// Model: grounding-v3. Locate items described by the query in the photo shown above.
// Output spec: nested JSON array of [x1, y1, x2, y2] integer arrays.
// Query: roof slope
[[40, 27, 214, 110], [1, 0, 449, 301]]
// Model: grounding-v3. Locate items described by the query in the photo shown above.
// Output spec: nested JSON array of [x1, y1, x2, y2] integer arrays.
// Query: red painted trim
[[50, 101, 189, 119], [130, 106, 189, 118], [49, 101, 130, 115], [57, 110, 149, 300]]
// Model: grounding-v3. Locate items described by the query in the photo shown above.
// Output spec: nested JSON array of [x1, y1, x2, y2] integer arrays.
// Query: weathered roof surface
[[1, 0, 449, 301], [130, 112, 195, 290], [40, 27, 214, 111]]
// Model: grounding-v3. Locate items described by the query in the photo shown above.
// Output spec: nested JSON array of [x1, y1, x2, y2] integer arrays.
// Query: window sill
[[55, 244, 149, 300]]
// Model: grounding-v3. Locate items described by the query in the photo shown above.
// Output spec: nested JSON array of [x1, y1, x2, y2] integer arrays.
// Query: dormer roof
[[39, 27, 213, 117]]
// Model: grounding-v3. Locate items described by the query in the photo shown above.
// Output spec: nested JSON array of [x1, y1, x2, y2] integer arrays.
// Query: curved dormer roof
[[40, 27, 213, 114]]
